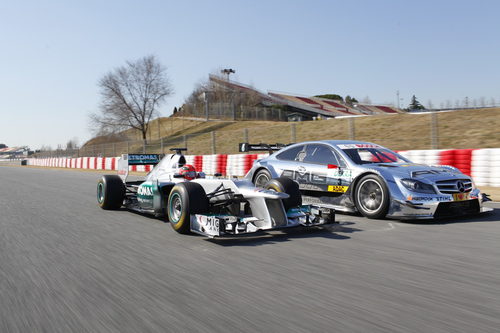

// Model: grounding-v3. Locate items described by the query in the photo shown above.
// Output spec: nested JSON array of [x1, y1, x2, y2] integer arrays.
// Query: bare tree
[[90, 55, 173, 141], [66, 137, 79, 150], [445, 100, 452, 108], [361, 96, 372, 104], [463, 96, 469, 108], [427, 100, 434, 109], [489, 97, 495, 106], [479, 96, 486, 107]]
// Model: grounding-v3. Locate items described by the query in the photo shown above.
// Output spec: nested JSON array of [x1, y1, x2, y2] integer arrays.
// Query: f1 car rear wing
[[117, 154, 163, 181], [239, 143, 290, 154]]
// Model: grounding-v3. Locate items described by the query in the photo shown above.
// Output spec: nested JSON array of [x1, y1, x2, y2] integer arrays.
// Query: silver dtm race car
[[242, 141, 491, 220], [96, 149, 335, 237]]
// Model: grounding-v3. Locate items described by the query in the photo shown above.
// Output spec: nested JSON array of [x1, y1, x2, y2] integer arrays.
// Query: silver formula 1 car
[[243, 141, 491, 220], [97, 149, 335, 237]]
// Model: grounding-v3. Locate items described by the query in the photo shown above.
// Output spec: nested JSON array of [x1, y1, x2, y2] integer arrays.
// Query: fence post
[[349, 118, 355, 140], [290, 123, 296, 142], [430, 112, 438, 149], [243, 128, 249, 143], [211, 131, 216, 154]]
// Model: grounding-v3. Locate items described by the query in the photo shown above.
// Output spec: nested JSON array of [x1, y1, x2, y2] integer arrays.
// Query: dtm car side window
[[303, 144, 339, 165], [276, 145, 305, 161], [333, 150, 347, 168]]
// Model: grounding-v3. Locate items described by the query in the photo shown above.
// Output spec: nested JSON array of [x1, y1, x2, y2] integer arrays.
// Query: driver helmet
[[179, 164, 197, 180]]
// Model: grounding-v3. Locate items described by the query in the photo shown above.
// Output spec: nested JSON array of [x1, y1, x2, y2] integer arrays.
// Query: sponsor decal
[[327, 168, 352, 179], [296, 165, 307, 176], [328, 185, 349, 193], [198, 215, 220, 233], [337, 144, 382, 149], [283, 167, 352, 186], [453, 192, 470, 201], [138, 185, 153, 196], [407, 195, 450, 202], [128, 154, 161, 164], [300, 183, 325, 191], [311, 174, 326, 183]]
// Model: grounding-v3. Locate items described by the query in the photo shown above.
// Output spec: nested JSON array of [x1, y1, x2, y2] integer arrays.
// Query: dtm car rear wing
[[239, 143, 290, 154], [117, 153, 163, 181]]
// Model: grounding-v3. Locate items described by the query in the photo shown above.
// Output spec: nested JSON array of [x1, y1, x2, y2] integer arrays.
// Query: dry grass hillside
[[82, 108, 500, 155]]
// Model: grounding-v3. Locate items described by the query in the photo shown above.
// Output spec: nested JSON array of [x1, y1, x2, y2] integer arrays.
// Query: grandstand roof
[[0, 146, 27, 154], [208, 75, 402, 118]]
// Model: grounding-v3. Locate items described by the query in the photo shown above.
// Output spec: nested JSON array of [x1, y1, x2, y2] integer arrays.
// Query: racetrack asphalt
[[1, 166, 499, 333]]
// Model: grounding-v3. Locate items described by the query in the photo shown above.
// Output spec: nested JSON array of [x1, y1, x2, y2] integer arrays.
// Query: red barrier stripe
[[193, 155, 203, 172]]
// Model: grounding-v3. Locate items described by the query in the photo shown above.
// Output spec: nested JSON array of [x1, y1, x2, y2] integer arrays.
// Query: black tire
[[264, 177, 302, 211], [354, 174, 389, 219], [97, 175, 125, 210], [253, 169, 272, 188], [167, 182, 209, 234]]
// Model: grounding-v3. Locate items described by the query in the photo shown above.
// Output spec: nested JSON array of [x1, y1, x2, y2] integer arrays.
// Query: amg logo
[[138, 186, 153, 196]]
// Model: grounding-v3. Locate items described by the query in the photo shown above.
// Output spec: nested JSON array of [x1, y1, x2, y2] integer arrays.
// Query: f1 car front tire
[[254, 169, 272, 188], [97, 175, 125, 210], [354, 174, 389, 219], [167, 182, 209, 234], [264, 177, 302, 211]]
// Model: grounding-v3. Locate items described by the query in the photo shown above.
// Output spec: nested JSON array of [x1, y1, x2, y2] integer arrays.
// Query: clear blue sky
[[1, 0, 499, 149]]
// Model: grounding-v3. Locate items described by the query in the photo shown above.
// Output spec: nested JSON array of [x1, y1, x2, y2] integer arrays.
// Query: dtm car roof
[[288, 140, 381, 147]]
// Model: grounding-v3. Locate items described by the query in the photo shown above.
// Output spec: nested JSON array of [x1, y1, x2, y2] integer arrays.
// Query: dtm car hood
[[369, 163, 468, 182]]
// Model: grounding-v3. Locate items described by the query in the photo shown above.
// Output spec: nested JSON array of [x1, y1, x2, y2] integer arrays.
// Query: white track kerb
[[27, 148, 500, 187]]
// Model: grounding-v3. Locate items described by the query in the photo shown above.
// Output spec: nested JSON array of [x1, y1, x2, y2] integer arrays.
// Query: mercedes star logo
[[456, 181, 465, 193]]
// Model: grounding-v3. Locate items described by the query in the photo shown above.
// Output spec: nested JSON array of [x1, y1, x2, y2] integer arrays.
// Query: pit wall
[[27, 148, 500, 187]]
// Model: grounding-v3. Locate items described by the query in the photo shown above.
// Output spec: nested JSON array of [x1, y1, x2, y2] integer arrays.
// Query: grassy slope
[[83, 108, 500, 155]]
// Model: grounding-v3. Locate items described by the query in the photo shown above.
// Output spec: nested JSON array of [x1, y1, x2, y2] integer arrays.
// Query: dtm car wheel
[[254, 169, 272, 188], [97, 175, 125, 210], [354, 174, 389, 219], [167, 182, 208, 234], [265, 177, 302, 211]]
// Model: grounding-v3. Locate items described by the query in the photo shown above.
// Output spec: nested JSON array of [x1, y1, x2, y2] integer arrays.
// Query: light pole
[[203, 91, 210, 121], [221, 68, 235, 81]]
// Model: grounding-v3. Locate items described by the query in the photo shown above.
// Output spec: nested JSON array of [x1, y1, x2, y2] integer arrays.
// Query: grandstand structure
[[0, 146, 29, 159], [182, 75, 402, 121]]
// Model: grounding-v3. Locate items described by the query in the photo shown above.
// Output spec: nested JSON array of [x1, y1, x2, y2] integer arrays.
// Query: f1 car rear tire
[[264, 177, 302, 211], [354, 174, 389, 219], [167, 182, 209, 234], [254, 169, 272, 188], [97, 175, 125, 210]]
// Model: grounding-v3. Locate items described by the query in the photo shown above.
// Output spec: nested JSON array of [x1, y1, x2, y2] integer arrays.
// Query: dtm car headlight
[[400, 179, 436, 194]]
